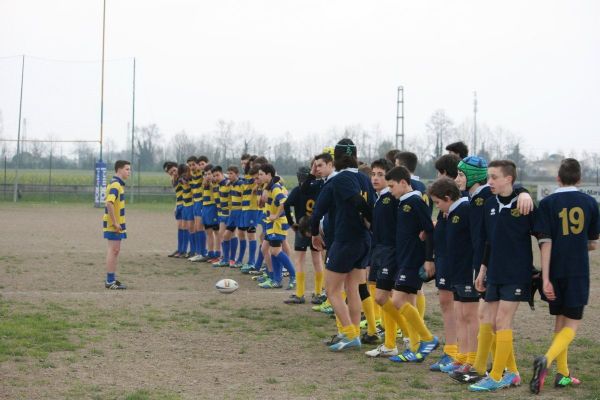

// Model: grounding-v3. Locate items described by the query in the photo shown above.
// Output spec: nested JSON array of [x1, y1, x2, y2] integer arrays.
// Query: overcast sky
[[1, 0, 599, 157]]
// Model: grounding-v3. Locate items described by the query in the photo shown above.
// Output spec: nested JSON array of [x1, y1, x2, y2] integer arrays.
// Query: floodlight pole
[[99, 0, 106, 162], [130, 57, 136, 203], [395, 86, 405, 150], [473, 91, 478, 156], [13, 55, 25, 203]]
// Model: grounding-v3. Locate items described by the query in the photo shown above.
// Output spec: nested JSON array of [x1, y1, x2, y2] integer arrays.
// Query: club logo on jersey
[[490, 208, 496, 216], [515, 288, 522, 296], [402, 204, 412, 213], [382, 197, 391, 205], [451, 215, 460, 224], [511, 208, 521, 218], [465, 285, 472, 293], [381, 268, 388, 276], [475, 197, 484, 206]]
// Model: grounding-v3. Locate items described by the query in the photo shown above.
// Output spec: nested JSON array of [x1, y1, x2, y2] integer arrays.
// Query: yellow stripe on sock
[[296, 272, 306, 298]]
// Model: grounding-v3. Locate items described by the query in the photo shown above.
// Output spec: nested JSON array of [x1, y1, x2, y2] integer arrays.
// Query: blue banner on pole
[[94, 160, 107, 208]]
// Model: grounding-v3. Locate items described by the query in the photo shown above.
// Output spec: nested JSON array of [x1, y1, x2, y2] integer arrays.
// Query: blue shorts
[[485, 282, 530, 302], [266, 233, 287, 244], [395, 267, 423, 292], [202, 204, 218, 226], [193, 202, 203, 218], [241, 210, 261, 229], [218, 215, 229, 225], [104, 231, 127, 240], [182, 205, 194, 221], [326, 240, 370, 274], [227, 210, 242, 229], [175, 205, 183, 220]]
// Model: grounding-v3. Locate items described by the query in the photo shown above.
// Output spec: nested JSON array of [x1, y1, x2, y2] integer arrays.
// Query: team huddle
[[102, 138, 599, 395]]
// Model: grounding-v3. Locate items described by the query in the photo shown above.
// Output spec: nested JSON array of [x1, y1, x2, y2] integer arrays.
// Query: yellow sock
[[382, 300, 420, 352], [368, 283, 381, 320], [444, 344, 459, 361], [416, 292, 426, 320], [296, 272, 306, 298], [473, 323, 494, 374], [506, 346, 518, 374], [314, 271, 324, 295], [354, 324, 361, 339], [341, 324, 358, 340], [362, 296, 378, 336], [546, 327, 575, 367], [467, 352, 477, 365], [490, 329, 513, 382], [383, 307, 398, 349], [399, 303, 433, 342], [552, 332, 570, 376], [490, 332, 497, 359]]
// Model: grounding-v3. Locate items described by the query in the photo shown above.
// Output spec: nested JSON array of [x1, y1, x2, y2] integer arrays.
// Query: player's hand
[[424, 261, 435, 278], [419, 230, 426, 241], [543, 280, 556, 301], [113, 224, 122, 233], [312, 235, 325, 251], [292, 223, 299, 232], [517, 192, 534, 215], [310, 160, 317, 176], [475, 270, 486, 292], [268, 214, 277, 222]]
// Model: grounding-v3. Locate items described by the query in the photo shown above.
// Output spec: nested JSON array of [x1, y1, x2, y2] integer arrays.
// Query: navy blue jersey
[[411, 178, 433, 216], [371, 188, 398, 248], [285, 186, 317, 225], [534, 187, 600, 279], [482, 192, 536, 285], [445, 199, 473, 285], [330, 169, 375, 243], [396, 192, 434, 270], [310, 179, 336, 249], [433, 211, 447, 271], [469, 185, 493, 269]]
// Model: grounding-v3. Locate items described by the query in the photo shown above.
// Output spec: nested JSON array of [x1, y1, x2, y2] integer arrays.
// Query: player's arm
[[539, 239, 555, 300], [106, 201, 121, 232], [514, 185, 534, 215], [269, 188, 286, 221], [417, 202, 435, 277], [310, 186, 332, 251]]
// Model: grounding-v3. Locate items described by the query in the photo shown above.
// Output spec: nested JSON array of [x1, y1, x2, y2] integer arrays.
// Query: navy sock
[[198, 231, 207, 255], [236, 239, 247, 264], [248, 240, 257, 265], [106, 272, 116, 283], [270, 255, 282, 284], [275, 252, 296, 279]]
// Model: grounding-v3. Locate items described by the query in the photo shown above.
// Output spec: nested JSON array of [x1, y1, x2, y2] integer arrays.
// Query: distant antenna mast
[[395, 86, 405, 150], [473, 91, 478, 155]]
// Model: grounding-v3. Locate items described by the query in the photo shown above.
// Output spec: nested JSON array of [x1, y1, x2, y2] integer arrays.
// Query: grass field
[[1, 203, 599, 399]]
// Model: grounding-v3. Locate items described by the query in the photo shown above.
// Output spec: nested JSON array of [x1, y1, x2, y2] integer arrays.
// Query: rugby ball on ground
[[215, 278, 239, 294]]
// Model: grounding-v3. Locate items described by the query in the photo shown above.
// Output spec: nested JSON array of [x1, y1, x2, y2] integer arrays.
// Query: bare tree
[[426, 109, 454, 158], [135, 124, 161, 170], [215, 120, 235, 163], [170, 131, 197, 163]]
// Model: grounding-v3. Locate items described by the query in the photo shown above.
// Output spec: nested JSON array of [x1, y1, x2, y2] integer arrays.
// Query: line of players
[[162, 139, 599, 395]]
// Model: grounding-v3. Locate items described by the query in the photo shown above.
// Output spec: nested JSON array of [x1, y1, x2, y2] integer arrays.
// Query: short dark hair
[[211, 165, 223, 174], [428, 177, 460, 202], [197, 155, 209, 163], [259, 163, 276, 177], [445, 141, 469, 159], [248, 165, 260, 175], [241, 153, 251, 161], [395, 152, 418, 173], [315, 153, 333, 164], [186, 155, 198, 163], [227, 165, 239, 174], [358, 164, 371, 177], [434, 154, 461, 179], [558, 158, 581, 186], [114, 160, 131, 172], [163, 161, 177, 171], [203, 163, 213, 172], [253, 156, 268, 166], [488, 160, 517, 184], [371, 158, 393, 173], [385, 165, 411, 184], [177, 163, 189, 177], [385, 149, 401, 164], [249, 155, 257, 163]]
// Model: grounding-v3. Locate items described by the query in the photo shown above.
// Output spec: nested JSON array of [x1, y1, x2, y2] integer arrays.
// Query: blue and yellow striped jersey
[[217, 179, 230, 217], [190, 172, 203, 203], [265, 182, 289, 235], [175, 180, 184, 206], [203, 182, 215, 206], [229, 178, 244, 211], [103, 176, 126, 234], [181, 179, 193, 206]]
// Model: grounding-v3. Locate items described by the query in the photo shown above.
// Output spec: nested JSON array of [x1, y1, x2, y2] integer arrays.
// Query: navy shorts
[[371, 245, 397, 290], [543, 277, 589, 319], [394, 267, 423, 293], [104, 231, 127, 240], [193, 202, 203, 217], [182, 205, 194, 221], [326, 240, 370, 274], [485, 282, 531, 302], [175, 205, 183, 220], [453, 284, 480, 302], [201, 205, 218, 227], [435, 260, 453, 291], [294, 232, 317, 252]]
